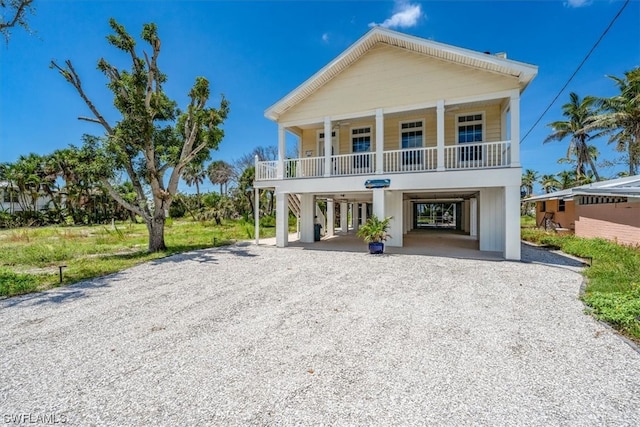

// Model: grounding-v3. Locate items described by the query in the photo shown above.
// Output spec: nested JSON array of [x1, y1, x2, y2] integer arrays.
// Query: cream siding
[[279, 44, 520, 124], [299, 104, 503, 157]]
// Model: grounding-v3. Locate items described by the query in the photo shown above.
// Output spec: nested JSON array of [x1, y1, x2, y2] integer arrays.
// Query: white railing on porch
[[284, 157, 324, 178], [444, 141, 511, 170], [331, 152, 376, 176], [383, 147, 438, 173], [255, 141, 511, 180], [256, 160, 278, 180]]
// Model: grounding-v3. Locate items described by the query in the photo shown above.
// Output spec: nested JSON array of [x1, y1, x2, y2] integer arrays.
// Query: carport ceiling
[[314, 190, 479, 203]]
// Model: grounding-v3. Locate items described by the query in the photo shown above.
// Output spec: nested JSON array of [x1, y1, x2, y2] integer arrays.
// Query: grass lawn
[[0, 219, 275, 297], [521, 216, 640, 343]]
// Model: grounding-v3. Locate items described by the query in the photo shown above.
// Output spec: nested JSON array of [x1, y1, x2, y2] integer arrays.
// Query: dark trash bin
[[314, 224, 322, 241]]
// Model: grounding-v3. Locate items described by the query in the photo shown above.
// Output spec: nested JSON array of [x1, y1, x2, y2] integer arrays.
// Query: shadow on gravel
[[0, 277, 112, 309], [149, 242, 259, 266]]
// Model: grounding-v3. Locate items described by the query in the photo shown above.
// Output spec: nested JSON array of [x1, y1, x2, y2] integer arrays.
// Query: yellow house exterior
[[254, 27, 538, 260]]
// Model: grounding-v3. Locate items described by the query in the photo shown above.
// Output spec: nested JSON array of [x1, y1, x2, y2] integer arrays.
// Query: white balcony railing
[[383, 147, 437, 173], [255, 141, 511, 181], [331, 152, 376, 176], [284, 157, 324, 178], [256, 160, 278, 180], [444, 141, 511, 170]]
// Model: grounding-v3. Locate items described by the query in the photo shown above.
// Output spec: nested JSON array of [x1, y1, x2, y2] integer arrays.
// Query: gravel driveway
[[1, 242, 639, 425]]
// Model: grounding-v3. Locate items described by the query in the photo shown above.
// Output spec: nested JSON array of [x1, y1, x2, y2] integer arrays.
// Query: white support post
[[504, 185, 521, 260], [384, 191, 403, 247], [326, 199, 335, 237], [510, 89, 521, 167], [300, 194, 315, 243], [254, 188, 260, 245], [360, 203, 367, 224], [277, 125, 286, 179], [352, 203, 360, 232], [470, 197, 478, 238], [372, 189, 385, 219], [275, 191, 289, 247], [375, 108, 384, 174], [340, 202, 349, 233], [324, 116, 332, 177], [437, 100, 445, 171]]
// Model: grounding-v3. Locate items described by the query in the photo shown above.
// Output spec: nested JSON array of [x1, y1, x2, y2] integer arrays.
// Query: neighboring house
[[253, 27, 538, 260], [527, 175, 640, 246], [0, 181, 52, 214]]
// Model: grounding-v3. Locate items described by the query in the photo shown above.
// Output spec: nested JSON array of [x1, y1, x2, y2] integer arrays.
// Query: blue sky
[[1, 0, 638, 193]]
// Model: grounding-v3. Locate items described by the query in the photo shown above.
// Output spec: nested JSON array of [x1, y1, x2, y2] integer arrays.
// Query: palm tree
[[557, 170, 578, 189], [182, 163, 206, 207], [589, 67, 640, 176], [539, 174, 560, 193], [521, 169, 538, 197], [207, 160, 233, 195], [545, 92, 601, 181]]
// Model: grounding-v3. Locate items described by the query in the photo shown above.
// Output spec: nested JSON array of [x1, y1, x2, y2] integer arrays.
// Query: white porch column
[[360, 203, 367, 224], [277, 124, 286, 179], [470, 197, 478, 238], [300, 193, 315, 243], [504, 185, 521, 260], [275, 191, 289, 247], [254, 188, 260, 245], [403, 200, 410, 233], [385, 191, 403, 247], [372, 188, 385, 218], [324, 116, 332, 177], [437, 99, 445, 171], [326, 199, 335, 237], [463, 199, 471, 233], [352, 203, 360, 232], [479, 188, 504, 253], [340, 202, 349, 233], [510, 89, 521, 167], [375, 108, 384, 174]]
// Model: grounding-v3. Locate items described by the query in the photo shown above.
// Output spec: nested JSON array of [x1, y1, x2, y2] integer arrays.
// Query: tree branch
[[50, 59, 114, 135], [0, 0, 33, 33], [101, 178, 150, 222]]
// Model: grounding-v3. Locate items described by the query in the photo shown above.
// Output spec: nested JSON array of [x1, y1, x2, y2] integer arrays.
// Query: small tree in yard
[[51, 19, 229, 251]]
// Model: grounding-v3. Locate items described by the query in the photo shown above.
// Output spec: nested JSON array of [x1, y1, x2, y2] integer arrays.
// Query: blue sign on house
[[365, 179, 391, 189]]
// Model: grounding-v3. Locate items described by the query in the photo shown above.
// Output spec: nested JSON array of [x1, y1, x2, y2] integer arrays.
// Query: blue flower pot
[[368, 242, 384, 254]]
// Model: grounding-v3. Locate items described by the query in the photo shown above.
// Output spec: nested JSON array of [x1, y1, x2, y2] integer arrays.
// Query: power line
[[520, 0, 631, 145]]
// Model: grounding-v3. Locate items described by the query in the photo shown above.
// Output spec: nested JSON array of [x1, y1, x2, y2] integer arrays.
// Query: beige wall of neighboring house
[[279, 44, 519, 124], [535, 199, 576, 230], [575, 201, 640, 246]]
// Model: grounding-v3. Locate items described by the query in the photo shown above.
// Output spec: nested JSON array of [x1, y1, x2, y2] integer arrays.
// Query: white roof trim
[[265, 27, 538, 122], [526, 175, 640, 202]]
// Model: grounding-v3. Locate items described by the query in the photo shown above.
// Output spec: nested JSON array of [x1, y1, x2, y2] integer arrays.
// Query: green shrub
[[583, 285, 640, 334]]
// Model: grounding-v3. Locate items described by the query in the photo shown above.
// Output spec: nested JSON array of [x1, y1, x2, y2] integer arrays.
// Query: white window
[[351, 126, 371, 169], [400, 120, 424, 165], [400, 120, 424, 149], [317, 130, 337, 156], [456, 113, 484, 162]]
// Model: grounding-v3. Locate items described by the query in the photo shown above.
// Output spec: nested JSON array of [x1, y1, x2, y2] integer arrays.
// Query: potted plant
[[357, 215, 391, 254]]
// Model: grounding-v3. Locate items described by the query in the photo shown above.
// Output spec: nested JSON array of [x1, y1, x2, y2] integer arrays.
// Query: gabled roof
[[527, 175, 640, 202], [265, 27, 538, 121]]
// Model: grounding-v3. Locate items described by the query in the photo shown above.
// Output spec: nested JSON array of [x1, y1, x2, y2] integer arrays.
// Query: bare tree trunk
[[147, 212, 167, 252]]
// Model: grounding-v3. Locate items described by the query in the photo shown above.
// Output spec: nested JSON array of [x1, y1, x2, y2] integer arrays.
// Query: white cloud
[[564, 0, 592, 8], [322, 33, 330, 43], [369, 1, 424, 29]]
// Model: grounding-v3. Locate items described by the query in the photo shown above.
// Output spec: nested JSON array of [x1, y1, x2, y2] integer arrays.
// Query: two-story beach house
[[253, 27, 537, 260]]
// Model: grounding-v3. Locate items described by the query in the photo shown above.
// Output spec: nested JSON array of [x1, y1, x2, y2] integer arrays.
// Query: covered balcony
[[255, 92, 521, 182]]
